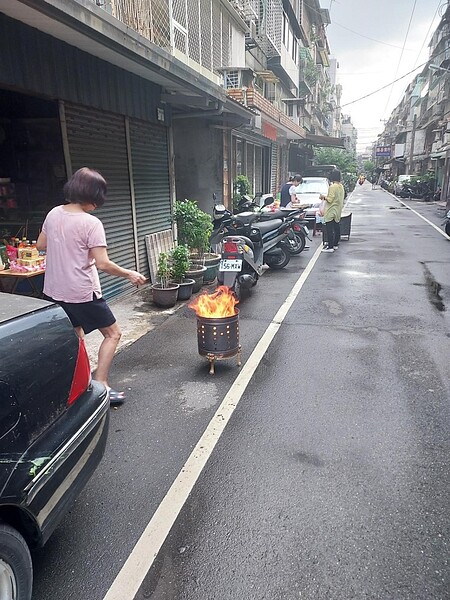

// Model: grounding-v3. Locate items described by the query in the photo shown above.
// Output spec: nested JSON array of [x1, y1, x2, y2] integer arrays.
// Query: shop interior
[[0, 88, 67, 243]]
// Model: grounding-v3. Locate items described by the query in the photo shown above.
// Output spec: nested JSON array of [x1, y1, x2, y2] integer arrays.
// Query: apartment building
[[0, 0, 344, 297]]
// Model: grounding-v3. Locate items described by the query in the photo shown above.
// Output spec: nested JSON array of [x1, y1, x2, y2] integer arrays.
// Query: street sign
[[376, 146, 391, 157]]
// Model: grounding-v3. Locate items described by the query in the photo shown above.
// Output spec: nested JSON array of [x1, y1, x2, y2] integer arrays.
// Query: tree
[[313, 148, 357, 174]]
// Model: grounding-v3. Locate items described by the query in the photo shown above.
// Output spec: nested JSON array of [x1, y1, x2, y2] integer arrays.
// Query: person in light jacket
[[320, 169, 345, 253]]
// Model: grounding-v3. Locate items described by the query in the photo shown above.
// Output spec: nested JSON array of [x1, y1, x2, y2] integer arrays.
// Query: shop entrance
[[0, 88, 66, 243]]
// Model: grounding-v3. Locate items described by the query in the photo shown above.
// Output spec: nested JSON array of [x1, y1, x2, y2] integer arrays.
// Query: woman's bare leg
[[94, 322, 122, 388]]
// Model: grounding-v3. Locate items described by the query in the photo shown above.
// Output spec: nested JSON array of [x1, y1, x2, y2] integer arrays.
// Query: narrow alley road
[[32, 184, 450, 600]]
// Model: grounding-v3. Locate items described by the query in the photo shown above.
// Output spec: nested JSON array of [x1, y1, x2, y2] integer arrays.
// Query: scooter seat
[[235, 212, 260, 227], [258, 209, 287, 220], [254, 218, 284, 234]]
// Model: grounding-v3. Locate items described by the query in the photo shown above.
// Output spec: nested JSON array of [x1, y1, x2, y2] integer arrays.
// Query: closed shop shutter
[[64, 102, 135, 299], [129, 119, 171, 279]]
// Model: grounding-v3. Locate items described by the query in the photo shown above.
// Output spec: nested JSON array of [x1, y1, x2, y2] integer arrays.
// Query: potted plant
[[173, 199, 219, 285], [151, 252, 179, 308], [170, 244, 195, 301], [233, 174, 251, 212]]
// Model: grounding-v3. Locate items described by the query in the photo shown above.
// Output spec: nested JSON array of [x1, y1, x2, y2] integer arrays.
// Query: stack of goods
[[4, 238, 46, 273]]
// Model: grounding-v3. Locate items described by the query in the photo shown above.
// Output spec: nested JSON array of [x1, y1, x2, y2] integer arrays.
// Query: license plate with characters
[[219, 259, 243, 272]]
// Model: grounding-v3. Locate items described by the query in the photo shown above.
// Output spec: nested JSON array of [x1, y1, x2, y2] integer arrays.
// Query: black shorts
[[44, 294, 116, 335]]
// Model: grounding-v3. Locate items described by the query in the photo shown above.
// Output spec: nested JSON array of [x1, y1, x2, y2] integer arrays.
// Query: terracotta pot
[[151, 283, 180, 308]]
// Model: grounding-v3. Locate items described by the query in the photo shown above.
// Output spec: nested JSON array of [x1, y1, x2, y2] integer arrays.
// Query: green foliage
[[342, 172, 358, 192], [304, 61, 318, 87], [233, 175, 251, 210], [314, 148, 357, 173], [173, 199, 213, 257], [156, 252, 172, 288], [170, 244, 191, 282]]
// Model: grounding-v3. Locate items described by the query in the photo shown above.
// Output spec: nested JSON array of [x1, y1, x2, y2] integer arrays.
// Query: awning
[[430, 151, 447, 159], [300, 133, 346, 148]]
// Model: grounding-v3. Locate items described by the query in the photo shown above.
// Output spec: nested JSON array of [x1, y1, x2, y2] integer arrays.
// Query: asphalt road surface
[[32, 185, 450, 600]]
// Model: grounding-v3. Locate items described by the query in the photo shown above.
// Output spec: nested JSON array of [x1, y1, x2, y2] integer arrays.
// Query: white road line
[[393, 196, 450, 239], [102, 243, 324, 600]]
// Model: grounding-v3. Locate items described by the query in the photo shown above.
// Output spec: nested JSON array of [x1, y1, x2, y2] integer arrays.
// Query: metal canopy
[[300, 133, 346, 148]]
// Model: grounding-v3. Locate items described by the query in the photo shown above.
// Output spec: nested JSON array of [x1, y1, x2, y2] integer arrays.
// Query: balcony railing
[[227, 88, 305, 136]]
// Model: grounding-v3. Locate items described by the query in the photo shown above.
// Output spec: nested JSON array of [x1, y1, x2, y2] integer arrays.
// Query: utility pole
[[408, 113, 417, 174]]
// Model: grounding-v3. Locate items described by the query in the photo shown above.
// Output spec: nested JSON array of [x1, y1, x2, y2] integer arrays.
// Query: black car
[[0, 293, 109, 600]]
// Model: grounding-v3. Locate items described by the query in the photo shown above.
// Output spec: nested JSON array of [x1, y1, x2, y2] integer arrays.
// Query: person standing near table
[[280, 176, 294, 207], [37, 167, 146, 406], [320, 169, 345, 253]]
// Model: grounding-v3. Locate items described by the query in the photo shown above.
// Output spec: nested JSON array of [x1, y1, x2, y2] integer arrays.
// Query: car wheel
[[0, 523, 32, 600], [265, 245, 290, 269], [287, 233, 306, 255]]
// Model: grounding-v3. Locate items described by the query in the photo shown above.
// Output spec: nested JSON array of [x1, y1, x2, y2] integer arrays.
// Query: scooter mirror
[[263, 196, 275, 206]]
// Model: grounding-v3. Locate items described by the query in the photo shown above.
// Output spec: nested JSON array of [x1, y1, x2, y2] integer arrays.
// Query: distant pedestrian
[[37, 167, 147, 406], [286, 174, 303, 207], [280, 176, 294, 207], [320, 169, 345, 253]]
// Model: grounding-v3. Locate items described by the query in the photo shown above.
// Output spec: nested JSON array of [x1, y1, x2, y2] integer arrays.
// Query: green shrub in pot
[[173, 199, 213, 259], [170, 244, 191, 283]]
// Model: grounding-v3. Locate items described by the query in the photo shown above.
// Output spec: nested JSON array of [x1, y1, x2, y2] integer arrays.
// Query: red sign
[[262, 122, 277, 141]]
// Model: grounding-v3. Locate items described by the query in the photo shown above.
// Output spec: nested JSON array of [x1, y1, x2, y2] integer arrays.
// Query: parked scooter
[[235, 194, 311, 255], [210, 204, 292, 299]]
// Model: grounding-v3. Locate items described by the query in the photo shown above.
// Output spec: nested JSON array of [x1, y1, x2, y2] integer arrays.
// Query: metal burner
[[196, 311, 241, 374]]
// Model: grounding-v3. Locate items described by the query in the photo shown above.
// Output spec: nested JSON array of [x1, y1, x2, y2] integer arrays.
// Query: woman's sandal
[[108, 389, 126, 406]]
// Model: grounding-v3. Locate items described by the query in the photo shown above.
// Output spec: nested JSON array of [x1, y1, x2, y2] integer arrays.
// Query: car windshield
[[296, 180, 329, 195]]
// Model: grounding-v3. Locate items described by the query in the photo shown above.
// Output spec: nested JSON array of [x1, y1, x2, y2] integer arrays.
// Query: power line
[[382, 0, 417, 116], [340, 49, 444, 109], [331, 21, 413, 50]]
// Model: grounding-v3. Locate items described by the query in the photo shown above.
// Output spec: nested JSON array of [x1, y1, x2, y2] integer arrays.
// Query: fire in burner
[[189, 286, 241, 374]]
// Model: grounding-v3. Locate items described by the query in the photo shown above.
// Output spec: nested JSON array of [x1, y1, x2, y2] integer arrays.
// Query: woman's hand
[[127, 270, 147, 286]]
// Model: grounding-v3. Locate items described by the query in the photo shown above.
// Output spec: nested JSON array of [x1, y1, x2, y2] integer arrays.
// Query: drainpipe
[[172, 102, 224, 120]]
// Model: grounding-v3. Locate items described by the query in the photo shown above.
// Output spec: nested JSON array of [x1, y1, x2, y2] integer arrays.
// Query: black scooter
[[442, 209, 450, 237], [210, 204, 292, 299]]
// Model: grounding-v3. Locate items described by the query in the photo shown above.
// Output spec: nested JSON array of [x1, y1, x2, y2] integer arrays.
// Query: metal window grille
[[224, 70, 240, 88], [111, 0, 171, 49], [111, 0, 236, 73]]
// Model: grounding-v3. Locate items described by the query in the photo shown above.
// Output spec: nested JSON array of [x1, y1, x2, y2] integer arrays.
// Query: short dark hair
[[329, 169, 341, 182], [293, 174, 302, 182], [64, 167, 107, 207]]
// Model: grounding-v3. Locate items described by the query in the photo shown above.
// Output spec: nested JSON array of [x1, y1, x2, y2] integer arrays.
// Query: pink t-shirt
[[42, 205, 107, 303]]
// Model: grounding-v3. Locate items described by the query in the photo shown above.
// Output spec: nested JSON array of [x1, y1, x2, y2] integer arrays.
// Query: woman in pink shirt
[[37, 167, 146, 406]]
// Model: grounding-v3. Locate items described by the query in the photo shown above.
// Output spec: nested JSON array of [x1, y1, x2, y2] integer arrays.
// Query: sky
[[325, 0, 446, 152]]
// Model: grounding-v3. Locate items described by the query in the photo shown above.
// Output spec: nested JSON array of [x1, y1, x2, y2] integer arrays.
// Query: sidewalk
[[84, 285, 182, 368]]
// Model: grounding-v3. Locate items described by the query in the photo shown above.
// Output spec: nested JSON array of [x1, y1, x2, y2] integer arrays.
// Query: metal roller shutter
[[64, 103, 135, 299], [129, 119, 171, 279]]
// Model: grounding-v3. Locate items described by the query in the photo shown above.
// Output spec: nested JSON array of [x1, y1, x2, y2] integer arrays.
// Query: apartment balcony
[[227, 87, 306, 139]]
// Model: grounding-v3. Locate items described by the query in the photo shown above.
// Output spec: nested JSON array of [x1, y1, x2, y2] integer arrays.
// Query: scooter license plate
[[219, 259, 243, 271]]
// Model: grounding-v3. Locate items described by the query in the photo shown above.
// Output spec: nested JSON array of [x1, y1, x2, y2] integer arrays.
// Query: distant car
[[0, 293, 109, 600], [394, 174, 411, 195], [289, 177, 330, 224]]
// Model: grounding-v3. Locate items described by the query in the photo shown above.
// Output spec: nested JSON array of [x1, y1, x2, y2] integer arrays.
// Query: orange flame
[[189, 286, 239, 318]]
